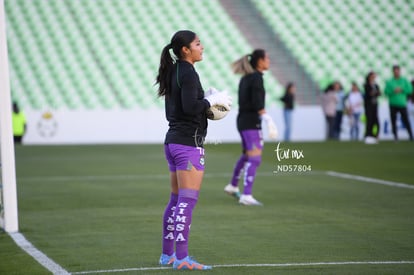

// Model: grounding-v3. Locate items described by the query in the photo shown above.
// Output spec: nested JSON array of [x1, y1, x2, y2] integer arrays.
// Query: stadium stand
[[251, 0, 414, 90], [220, 0, 321, 104], [5, 0, 413, 110], [5, 0, 282, 110]]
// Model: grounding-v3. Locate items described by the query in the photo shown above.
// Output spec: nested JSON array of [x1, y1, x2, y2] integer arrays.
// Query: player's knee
[[247, 155, 262, 166], [246, 148, 262, 157]]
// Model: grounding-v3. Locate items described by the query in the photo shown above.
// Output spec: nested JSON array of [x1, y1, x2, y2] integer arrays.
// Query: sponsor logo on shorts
[[186, 161, 193, 171]]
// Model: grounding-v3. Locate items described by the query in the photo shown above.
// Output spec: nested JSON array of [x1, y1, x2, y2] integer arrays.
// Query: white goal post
[[0, 0, 18, 233]]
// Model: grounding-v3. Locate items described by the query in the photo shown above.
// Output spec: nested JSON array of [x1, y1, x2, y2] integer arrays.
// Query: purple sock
[[231, 155, 247, 187], [243, 156, 261, 195], [174, 189, 199, 260], [162, 192, 178, 256]]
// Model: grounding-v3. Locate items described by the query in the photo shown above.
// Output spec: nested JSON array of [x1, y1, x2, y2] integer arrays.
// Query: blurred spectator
[[384, 65, 413, 141], [280, 82, 295, 142], [363, 71, 381, 143], [321, 83, 337, 140], [333, 81, 346, 140], [408, 79, 414, 132], [347, 82, 364, 140], [12, 101, 27, 144]]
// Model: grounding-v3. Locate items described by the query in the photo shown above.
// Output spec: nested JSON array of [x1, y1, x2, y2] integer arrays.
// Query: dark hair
[[324, 83, 333, 93], [249, 49, 266, 69], [155, 30, 197, 97], [12, 101, 19, 113], [351, 82, 360, 91], [232, 49, 266, 75], [285, 82, 295, 94], [333, 81, 343, 91], [364, 71, 375, 85], [323, 81, 342, 93]]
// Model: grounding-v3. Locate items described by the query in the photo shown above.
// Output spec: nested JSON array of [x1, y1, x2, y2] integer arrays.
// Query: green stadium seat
[[7, 0, 411, 109], [252, 0, 413, 90]]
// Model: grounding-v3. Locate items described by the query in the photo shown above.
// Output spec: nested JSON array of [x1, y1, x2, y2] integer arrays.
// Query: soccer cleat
[[239, 194, 263, 206], [173, 256, 212, 270], [224, 184, 240, 199], [364, 136, 378, 144], [159, 253, 175, 265]]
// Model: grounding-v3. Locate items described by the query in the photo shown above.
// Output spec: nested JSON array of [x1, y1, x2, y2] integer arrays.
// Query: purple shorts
[[240, 129, 264, 151], [164, 144, 205, 172]]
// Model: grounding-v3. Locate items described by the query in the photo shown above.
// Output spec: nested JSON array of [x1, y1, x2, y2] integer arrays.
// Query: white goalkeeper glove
[[205, 89, 232, 110], [261, 113, 278, 139], [205, 87, 220, 97]]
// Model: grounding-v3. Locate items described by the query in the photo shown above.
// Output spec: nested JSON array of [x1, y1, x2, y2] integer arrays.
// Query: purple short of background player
[[231, 130, 263, 194], [240, 129, 263, 151]]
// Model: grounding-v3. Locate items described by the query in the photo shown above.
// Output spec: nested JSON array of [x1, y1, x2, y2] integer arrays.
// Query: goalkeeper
[[155, 30, 231, 270], [224, 49, 277, 206]]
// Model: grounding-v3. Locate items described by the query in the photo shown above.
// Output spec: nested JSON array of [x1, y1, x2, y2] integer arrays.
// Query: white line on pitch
[[17, 172, 277, 182], [326, 171, 414, 189], [71, 260, 414, 274], [9, 232, 70, 275], [18, 171, 414, 191], [18, 170, 332, 183]]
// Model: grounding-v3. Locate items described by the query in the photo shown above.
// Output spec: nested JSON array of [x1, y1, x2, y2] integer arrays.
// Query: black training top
[[363, 83, 381, 106], [280, 92, 294, 110], [164, 60, 210, 147], [237, 71, 265, 131]]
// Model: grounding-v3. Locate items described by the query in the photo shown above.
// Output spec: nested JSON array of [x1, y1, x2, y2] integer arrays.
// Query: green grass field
[[1, 141, 414, 274]]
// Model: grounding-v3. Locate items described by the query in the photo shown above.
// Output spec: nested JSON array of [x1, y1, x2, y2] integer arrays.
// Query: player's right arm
[[251, 73, 265, 113], [180, 70, 210, 116], [384, 80, 393, 96]]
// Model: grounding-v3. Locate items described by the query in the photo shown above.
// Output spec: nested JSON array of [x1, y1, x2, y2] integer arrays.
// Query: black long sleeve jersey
[[164, 60, 210, 147], [237, 71, 265, 131], [363, 83, 381, 106], [280, 92, 294, 110]]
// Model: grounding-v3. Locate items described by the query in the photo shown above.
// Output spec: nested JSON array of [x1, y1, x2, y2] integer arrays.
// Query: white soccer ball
[[206, 104, 230, 120]]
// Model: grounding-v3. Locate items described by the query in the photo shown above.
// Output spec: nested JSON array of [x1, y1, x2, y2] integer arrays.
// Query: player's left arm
[[404, 79, 413, 95], [252, 76, 277, 139]]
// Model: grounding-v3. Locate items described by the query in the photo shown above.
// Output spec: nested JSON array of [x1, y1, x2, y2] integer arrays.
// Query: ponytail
[[231, 55, 254, 75], [156, 43, 175, 97], [231, 49, 266, 75], [155, 30, 197, 97]]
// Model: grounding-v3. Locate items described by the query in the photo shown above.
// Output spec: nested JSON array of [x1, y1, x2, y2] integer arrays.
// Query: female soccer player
[[156, 30, 231, 270], [224, 49, 277, 206]]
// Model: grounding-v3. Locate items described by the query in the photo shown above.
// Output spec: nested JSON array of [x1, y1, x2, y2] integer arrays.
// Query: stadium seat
[[251, 0, 413, 89], [6, 0, 412, 109], [15, 0, 284, 109]]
